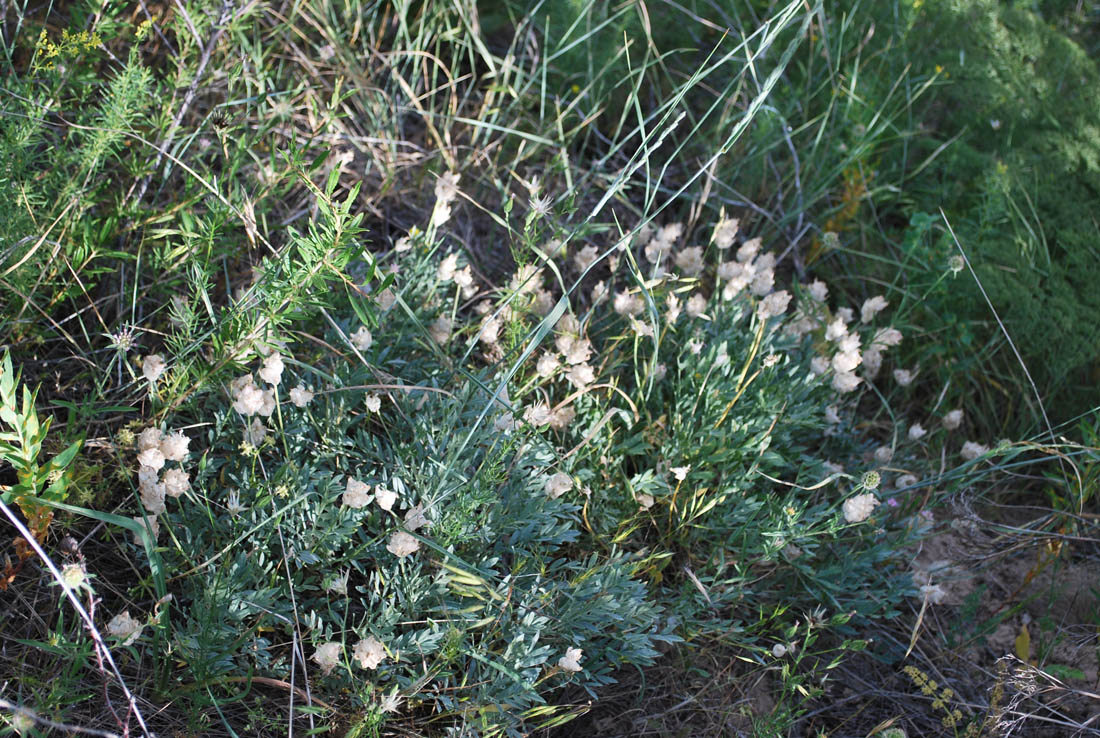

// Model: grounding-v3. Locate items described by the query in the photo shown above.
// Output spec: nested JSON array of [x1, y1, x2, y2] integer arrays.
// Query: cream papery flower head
[[686, 293, 706, 318], [630, 317, 654, 338], [712, 214, 740, 249], [874, 445, 894, 464], [871, 327, 903, 350], [942, 409, 964, 431], [160, 431, 190, 462], [574, 244, 599, 273], [825, 317, 848, 342], [138, 427, 165, 452], [536, 352, 560, 378], [142, 354, 167, 384], [842, 493, 879, 523], [960, 440, 989, 461], [653, 363, 667, 381], [832, 371, 862, 394], [232, 381, 265, 416], [757, 290, 792, 320], [437, 252, 459, 282], [656, 222, 683, 248], [810, 355, 829, 376], [613, 290, 645, 317], [132, 514, 159, 546], [736, 237, 761, 264], [327, 569, 349, 596], [832, 335, 862, 373], [557, 335, 592, 365], [644, 237, 672, 264], [259, 353, 284, 385], [545, 472, 573, 499], [591, 280, 609, 304], [375, 486, 398, 511], [565, 363, 595, 389], [479, 315, 501, 346], [558, 647, 584, 673], [387, 531, 420, 558], [893, 369, 913, 387], [365, 394, 382, 413], [674, 246, 705, 277], [289, 385, 314, 407], [860, 295, 890, 324], [137, 447, 165, 471], [140, 481, 166, 515], [163, 468, 190, 498], [807, 280, 828, 302], [637, 493, 655, 509], [671, 465, 691, 481], [435, 171, 460, 204], [533, 288, 554, 316], [524, 402, 552, 427], [404, 504, 429, 531], [454, 265, 476, 297], [908, 423, 927, 441], [313, 642, 342, 675], [108, 611, 144, 646], [256, 389, 276, 417], [354, 636, 386, 670], [245, 418, 267, 446], [750, 267, 775, 297], [548, 405, 576, 431], [428, 315, 453, 345], [716, 260, 739, 282], [862, 348, 883, 380], [510, 264, 542, 295], [350, 326, 373, 353], [344, 478, 372, 508], [665, 293, 682, 323], [825, 405, 841, 424], [837, 306, 855, 323]]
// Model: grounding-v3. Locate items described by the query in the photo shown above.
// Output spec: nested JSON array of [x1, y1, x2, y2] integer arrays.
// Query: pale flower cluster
[[842, 493, 880, 523], [432, 171, 460, 227], [133, 426, 193, 543], [558, 647, 583, 673]]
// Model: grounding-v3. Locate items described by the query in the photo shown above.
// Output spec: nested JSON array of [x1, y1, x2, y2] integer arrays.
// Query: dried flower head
[[137, 447, 165, 471], [160, 431, 190, 462], [960, 440, 989, 461], [757, 290, 791, 319], [344, 478, 372, 508], [374, 486, 398, 511], [843, 493, 880, 523], [313, 642, 342, 675], [736, 237, 761, 264], [108, 611, 144, 646], [558, 647, 583, 673], [942, 409, 963, 431], [387, 531, 420, 558], [259, 353, 284, 385], [893, 369, 913, 387], [138, 427, 165, 452], [354, 636, 386, 670], [142, 354, 167, 384], [860, 295, 889, 324], [289, 385, 314, 407], [545, 472, 573, 499], [908, 423, 927, 441], [162, 468, 190, 498]]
